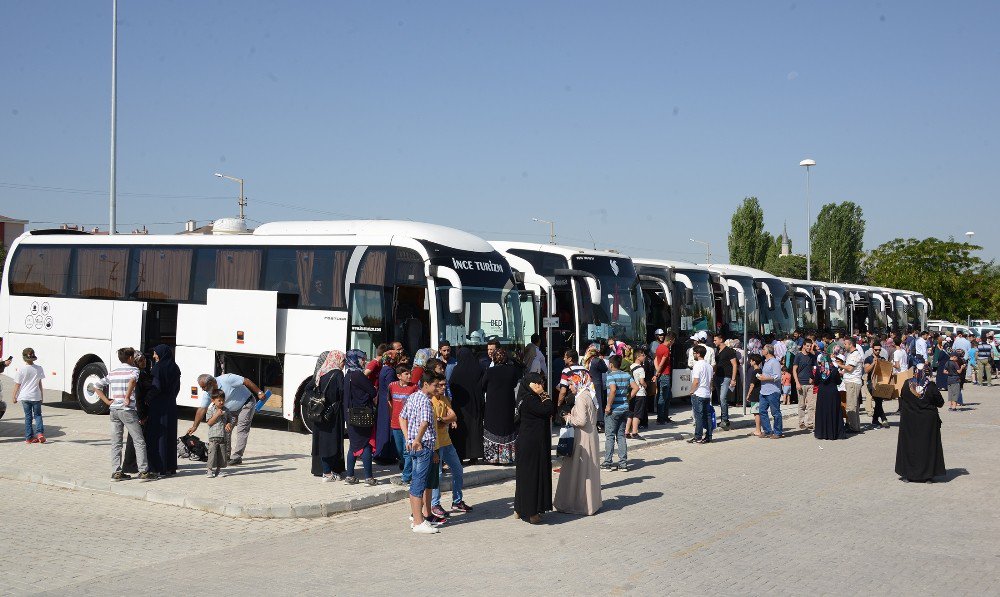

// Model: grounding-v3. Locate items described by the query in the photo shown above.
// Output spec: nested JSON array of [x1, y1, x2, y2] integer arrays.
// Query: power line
[[0, 181, 231, 200]]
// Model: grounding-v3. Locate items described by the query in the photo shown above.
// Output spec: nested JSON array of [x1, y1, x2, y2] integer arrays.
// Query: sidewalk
[[0, 380, 800, 519]]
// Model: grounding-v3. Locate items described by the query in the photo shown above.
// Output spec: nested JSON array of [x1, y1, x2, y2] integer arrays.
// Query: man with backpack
[[625, 348, 648, 440]]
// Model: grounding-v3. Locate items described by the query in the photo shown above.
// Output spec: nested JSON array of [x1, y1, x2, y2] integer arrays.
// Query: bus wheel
[[76, 362, 110, 415], [290, 378, 314, 435]]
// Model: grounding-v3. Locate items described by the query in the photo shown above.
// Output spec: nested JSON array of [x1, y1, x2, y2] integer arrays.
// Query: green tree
[[762, 233, 809, 279], [810, 201, 865, 283], [864, 237, 998, 321], [727, 197, 770, 268]]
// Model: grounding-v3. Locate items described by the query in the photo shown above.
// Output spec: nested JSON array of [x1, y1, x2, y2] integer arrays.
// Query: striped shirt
[[606, 370, 632, 412], [99, 366, 140, 410]]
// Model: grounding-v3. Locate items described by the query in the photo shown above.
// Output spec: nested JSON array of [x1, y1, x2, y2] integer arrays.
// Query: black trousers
[[871, 397, 887, 424]]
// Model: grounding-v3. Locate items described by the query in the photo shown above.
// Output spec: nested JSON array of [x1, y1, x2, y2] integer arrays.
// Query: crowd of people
[[5, 322, 985, 529]]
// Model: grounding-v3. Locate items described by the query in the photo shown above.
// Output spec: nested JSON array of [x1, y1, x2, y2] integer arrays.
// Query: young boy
[[399, 371, 441, 534], [625, 348, 648, 440], [603, 355, 636, 471], [12, 348, 46, 444], [389, 365, 418, 486], [430, 375, 472, 520], [206, 389, 233, 477], [780, 366, 792, 405]]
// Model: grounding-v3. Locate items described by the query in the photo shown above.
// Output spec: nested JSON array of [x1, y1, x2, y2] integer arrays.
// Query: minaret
[[781, 221, 790, 256]]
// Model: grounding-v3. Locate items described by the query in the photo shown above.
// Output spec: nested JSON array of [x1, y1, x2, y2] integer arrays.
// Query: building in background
[[1, 214, 28, 251]]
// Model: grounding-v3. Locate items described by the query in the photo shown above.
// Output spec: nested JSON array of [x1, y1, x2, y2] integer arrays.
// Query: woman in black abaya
[[482, 348, 522, 465], [813, 353, 846, 440], [147, 344, 180, 475], [449, 347, 485, 463], [310, 350, 346, 480], [895, 375, 946, 483], [513, 372, 554, 524]]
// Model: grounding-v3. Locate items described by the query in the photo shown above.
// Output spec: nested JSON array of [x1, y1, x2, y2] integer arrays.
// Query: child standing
[[389, 365, 417, 486], [206, 389, 233, 477], [12, 348, 46, 444], [748, 354, 764, 437], [780, 366, 792, 405]]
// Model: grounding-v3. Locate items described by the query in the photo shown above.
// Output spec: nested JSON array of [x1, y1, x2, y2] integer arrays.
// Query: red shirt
[[365, 359, 382, 386], [388, 381, 417, 429], [655, 343, 671, 375]]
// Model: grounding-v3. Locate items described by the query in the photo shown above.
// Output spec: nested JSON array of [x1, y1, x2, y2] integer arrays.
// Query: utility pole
[[214, 172, 246, 219], [532, 218, 555, 244], [109, 0, 118, 235]]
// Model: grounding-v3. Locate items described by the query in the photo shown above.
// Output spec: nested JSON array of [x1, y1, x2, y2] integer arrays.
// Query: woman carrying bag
[[310, 350, 346, 481], [553, 369, 602, 516]]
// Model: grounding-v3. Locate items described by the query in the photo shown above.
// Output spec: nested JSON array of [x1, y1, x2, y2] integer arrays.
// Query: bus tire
[[76, 362, 110, 415], [290, 377, 314, 435]]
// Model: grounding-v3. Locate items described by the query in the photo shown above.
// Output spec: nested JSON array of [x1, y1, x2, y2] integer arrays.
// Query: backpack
[[177, 434, 208, 462]]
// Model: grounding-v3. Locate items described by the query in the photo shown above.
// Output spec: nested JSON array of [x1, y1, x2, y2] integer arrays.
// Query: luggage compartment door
[[207, 289, 278, 356]]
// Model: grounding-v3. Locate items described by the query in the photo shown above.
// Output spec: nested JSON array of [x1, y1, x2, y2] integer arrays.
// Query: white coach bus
[[0, 221, 524, 428]]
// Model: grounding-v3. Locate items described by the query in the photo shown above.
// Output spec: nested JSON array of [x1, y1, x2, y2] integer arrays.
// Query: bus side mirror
[[448, 287, 464, 314], [585, 277, 601, 305]]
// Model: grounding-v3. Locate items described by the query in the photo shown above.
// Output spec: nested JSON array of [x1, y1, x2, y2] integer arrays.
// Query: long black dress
[[311, 369, 346, 476], [147, 344, 180, 475], [513, 385, 554, 519], [589, 358, 609, 421], [482, 361, 522, 464], [450, 348, 486, 461], [813, 368, 846, 440], [895, 382, 946, 482], [344, 370, 377, 457]]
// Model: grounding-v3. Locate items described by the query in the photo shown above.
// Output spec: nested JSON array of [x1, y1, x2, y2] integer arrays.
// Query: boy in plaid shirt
[[399, 372, 441, 534]]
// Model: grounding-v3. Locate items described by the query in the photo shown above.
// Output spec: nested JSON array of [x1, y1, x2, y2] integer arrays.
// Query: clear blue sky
[[2, 1, 998, 262]]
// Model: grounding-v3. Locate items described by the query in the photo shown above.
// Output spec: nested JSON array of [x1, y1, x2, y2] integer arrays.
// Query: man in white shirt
[[839, 338, 865, 432], [687, 331, 715, 369], [688, 345, 714, 444], [914, 331, 929, 365], [892, 344, 909, 374], [95, 347, 155, 480]]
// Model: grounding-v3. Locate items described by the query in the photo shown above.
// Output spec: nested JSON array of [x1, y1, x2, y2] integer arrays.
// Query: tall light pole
[[689, 238, 711, 264], [214, 172, 246, 219], [532, 218, 555, 244], [109, 0, 118, 235], [799, 158, 816, 280]]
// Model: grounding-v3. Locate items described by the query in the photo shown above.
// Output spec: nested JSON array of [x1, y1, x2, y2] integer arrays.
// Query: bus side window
[[191, 248, 217, 304], [8, 246, 71, 296], [215, 249, 262, 291], [73, 247, 129, 299]]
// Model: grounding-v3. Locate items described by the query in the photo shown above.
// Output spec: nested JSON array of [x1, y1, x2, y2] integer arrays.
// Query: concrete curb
[[0, 408, 799, 519]]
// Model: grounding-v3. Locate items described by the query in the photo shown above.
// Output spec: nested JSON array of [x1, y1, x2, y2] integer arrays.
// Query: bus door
[[391, 248, 430, 354], [143, 303, 178, 349], [348, 284, 388, 357], [111, 301, 146, 364], [542, 277, 575, 372]]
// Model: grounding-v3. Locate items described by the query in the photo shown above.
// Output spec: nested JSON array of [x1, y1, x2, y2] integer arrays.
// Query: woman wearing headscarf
[[513, 372, 554, 524], [311, 350, 346, 481], [344, 349, 378, 486], [373, 349, 400, 464], [481, 347, 521, 465], [895, 373, 946, 482], [411, 348, 436, 385], [449, 347, 486, 463], [553, 369, 601, 516], [583, 344, 609, 430], [147, 344, 181, 475], [813, 353, 846, 440]]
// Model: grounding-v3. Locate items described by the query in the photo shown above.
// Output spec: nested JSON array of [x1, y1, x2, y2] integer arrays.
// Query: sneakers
[[617, 463, 629, 472], [217, 471, 229, 478], [344, 476, 359, 485], [431, 505, 450, 519], [451, 501, 473, 513], [412, 520, 439, 534], [138, 472, 158, 480], [35, 434, 46, 443], [426, 514, 448, 526], [111, 471, 131, 481], [390, 476, 408, 486], [229, 458, 242, 466], [600, 462, 617, 471], [25, 438, 38, 444], [322, 473, 340, 483], [364, 477, 378, 487], [207, 471, 217, 478]]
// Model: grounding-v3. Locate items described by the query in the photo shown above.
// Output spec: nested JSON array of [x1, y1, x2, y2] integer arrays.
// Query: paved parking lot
[[1, 382, 996, 595]]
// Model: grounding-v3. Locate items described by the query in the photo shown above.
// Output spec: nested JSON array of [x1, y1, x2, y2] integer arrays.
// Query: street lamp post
[[799, 159, 816, 281], [532, 218, 556, 244], [214, 172, 246, 219], [109, 0, 118, 235], [689, 238, 711, 264]]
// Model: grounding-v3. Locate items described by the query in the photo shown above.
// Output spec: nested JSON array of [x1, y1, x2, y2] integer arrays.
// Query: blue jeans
[[431, 444, 464, 507], [346, 445, 373, 479], [22, 401, 44, 440], [717, 376, 732, 423], [656, 375, 672, 421], [758, 391, 783, 436], [692, 396, 712, 440], [603, 408, 628, 466], [409, 448, 433, 498], [391, 429, 412, 482]]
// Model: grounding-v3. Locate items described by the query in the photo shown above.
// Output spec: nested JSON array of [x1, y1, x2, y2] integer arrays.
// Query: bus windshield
[[676, 270, 715, 335], [721, 275, 758, 338], [790, 284, 818, 331], [570, 255, 645, 345], [757, 278, 794, 337], [437, 283, 525, 350], [827, 289, 848, 331]]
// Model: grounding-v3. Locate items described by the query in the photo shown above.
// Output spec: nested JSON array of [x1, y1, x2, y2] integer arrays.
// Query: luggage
[[177, 434, 209, 462]]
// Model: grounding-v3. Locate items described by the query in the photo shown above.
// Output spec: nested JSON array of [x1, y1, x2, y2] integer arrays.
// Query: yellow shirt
[[431, 395, 453, 449]]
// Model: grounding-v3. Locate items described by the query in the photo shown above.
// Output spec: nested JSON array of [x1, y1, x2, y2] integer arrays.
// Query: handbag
[[302, 375, 334, 424], [348, 405, 375, 427], [556, 424, 575, 457]]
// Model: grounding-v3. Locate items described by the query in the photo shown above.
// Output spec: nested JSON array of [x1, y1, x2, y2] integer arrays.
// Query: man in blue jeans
[[755, 344, 784, 438], [713, 333, 738, 431], [653, 330, 675, 424], [602, 355, 636, 471]]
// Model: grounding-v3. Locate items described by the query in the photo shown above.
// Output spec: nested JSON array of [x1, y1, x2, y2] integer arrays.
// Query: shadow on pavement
[[940, 468, 970, 483], [602, 475, 654, 490]]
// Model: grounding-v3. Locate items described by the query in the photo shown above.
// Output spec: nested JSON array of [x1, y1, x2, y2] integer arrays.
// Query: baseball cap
[[693, 331, 708, 342], [654, 328, 665, 336], [22, 347, 37, 362]]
